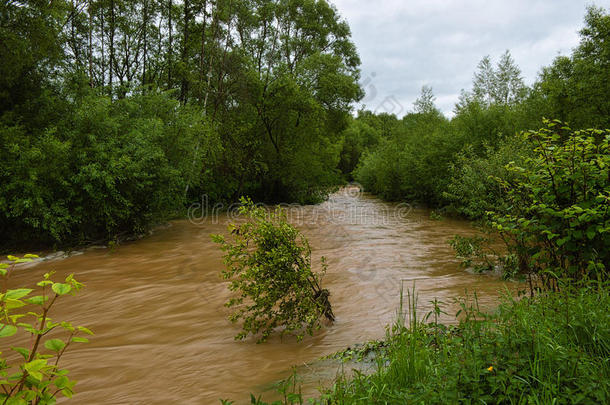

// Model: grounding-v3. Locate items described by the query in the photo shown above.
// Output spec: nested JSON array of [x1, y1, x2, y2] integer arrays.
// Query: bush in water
[[212, 197, 333, 343]]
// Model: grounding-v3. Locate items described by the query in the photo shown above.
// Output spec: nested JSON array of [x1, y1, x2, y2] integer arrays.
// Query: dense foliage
[[352, 7, 609, 219], [1, 255, 93, 404], [1, 92, 218, 246], [212, 198, 333, 343], [490, 121, 610, 289], [0, 0, 361, 249]]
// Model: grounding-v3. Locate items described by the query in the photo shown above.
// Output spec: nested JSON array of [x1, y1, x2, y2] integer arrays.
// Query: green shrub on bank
[[444, 135, 534, 219], [490, 121, 610, 287], [0, 92, 219, 249]]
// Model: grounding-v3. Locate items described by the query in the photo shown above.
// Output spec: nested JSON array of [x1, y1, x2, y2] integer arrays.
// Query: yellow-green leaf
[[44, 338, 66, 352], [52, 283, 71, 295], [0, 324, 17, 338]]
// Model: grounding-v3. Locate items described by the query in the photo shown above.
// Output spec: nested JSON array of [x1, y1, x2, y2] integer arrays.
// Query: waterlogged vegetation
[[1, 0, 609, 403], [212, 198, 334, 343]]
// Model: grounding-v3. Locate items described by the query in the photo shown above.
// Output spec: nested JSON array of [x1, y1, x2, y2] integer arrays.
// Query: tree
[[0, 0, 67, 120], [495, 50, 526, 105], [535, 6, 610, 129], [472, 51, 525, 106], [472, 55, 496, 106], [413, 85, 438, 115], [212, 198, 334, 343]]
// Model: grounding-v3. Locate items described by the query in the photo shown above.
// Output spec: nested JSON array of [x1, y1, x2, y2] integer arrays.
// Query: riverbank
[[250, 282, 610, 404]]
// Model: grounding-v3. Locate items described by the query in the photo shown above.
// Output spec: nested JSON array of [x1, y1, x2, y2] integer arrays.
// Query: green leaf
[[4, 299, 26, 310], [27, 370, 43, 381], [71, 336, 89, 343], [60, 322, 74, 332], [25, 295, 48, 305], [12, 347, 30, 360], [52, 283, 71, 296], [44, 339, 66, 352], [24, 359, 47, 372], [77, 326, 94, 335], [54, 375, 69, 389], [0, 324, 18, 338], [4, 289, 33, 300], [24, 359, 48, 380]]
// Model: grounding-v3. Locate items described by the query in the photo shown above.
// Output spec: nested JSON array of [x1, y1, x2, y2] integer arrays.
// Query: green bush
[[212, 198, 334, 343], [490, 120, 610, 288], [354, 113, 459, 204], [0, 91, 219, 248], [444, 135, 534, 219]]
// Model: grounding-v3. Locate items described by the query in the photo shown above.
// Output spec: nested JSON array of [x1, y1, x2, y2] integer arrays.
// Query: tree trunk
[[180, 0, 190, 103]]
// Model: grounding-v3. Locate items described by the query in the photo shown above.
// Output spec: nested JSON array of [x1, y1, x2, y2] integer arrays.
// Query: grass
[[242, 280, 610, 404]]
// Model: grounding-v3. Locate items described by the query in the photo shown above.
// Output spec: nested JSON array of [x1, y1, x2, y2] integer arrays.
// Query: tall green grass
[[320, 282, 610, 404], [239, 282, 610, 404]]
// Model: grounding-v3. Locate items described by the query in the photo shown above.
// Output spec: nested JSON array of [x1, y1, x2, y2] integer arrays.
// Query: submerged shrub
[[212, 197, 333, 343]]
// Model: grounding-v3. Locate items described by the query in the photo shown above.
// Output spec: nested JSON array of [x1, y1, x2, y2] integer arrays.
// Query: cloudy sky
[[331, 0, 610, 117]]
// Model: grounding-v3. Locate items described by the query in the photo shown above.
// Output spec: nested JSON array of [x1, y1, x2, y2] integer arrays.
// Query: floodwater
[[4, 188, 516, 403]]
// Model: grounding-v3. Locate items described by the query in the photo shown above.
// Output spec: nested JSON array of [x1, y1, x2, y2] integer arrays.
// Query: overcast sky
[[331, 0, 610, 117]]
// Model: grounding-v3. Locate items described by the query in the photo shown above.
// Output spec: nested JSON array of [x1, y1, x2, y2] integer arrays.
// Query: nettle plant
[[1, 255, 93, 404], [490, 120, 610, 291], [212, 197, 334, 343]]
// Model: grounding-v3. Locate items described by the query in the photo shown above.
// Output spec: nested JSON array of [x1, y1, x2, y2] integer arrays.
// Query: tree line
[[349, 6, 609, 219], [1, 2, 607, 251], [0, 0, 361, 248]]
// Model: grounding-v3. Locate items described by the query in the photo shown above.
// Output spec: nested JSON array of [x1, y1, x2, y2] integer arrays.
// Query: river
[[5, 188, 515, 403]]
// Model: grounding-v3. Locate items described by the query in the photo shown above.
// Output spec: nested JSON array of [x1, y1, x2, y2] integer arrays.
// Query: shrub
[[0, 91, 219, 249], [212, 198, 333, 343], [490, 120, 610, 289], [444, 135, 534, 219]]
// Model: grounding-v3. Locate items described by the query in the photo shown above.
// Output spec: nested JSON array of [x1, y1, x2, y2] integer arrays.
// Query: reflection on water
[[5, 188, 515, 404]]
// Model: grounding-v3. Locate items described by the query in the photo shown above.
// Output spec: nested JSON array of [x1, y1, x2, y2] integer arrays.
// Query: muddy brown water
[[4, 189, 517, 404]]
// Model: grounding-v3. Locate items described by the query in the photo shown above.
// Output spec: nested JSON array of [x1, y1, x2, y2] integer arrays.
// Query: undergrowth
[[237, 281, 610, 404]]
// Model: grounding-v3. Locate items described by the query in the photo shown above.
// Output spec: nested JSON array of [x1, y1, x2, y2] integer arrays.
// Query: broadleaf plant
[[0, 255, 93, 404]]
